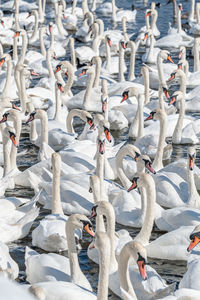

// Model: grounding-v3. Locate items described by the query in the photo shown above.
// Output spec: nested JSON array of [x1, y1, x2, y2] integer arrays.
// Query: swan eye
[[134, 152, 140, 161], [89, 205, 98, 219], [0, 113, 9, 123], [55, 65, 61, 73]]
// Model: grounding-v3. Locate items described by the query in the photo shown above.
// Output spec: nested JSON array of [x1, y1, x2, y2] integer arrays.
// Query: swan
[[0, 242, 19, 280], [0, 277, 38, 300], [109, 173, 171, 299], [154, 146, 200, 208], [135, 109, 172, 170], [26, 106, 97, 153], [155, 147, 200, 231], [75, 11, 94, 43], [26, 214, 94, 288], [32, 153, 80, 252], [142, 30, 161, 64], [155, 3, 193, 49], [28, 231, 113, 300]]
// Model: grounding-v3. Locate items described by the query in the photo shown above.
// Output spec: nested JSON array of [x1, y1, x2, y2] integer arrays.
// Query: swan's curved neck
[[193, 38, 200, 72], [119, 45, 125, 82], [15, 32, 28, 96], [112, 0, 117, 22], [118, 244, 137, 300], [197, 4, 200, 25], [20, 71, 29, 112], [143, 67, 149, 105], [9, 112, 21, 170], [69, 37, 76, 68], [152, 112, 167, 171], [134, 174, 155, 245], [187, 163, 200, 207], [13, 36, 18, 61], [189, 0, 195, 21], [83, 70, 95, 110], [157, 55, 167, 88], [38, 0, 44, 22], [158, 86, 164, 111], [151, 10, 158, 31], [37, 111, 48, 155], [56, 6, 66, 36], [52, 159, 63, 215], [54, 88, 62, 122], [96, 151, 108, 201], [46, 50, 55, 79], [172, 95, 185, 144], [97, 234, 110, 300], [93, 57, 101, 88], [179, 71, 187, 95], [116, 147, 136, 189], [29, 11, 39, 43], [128, 42, 136, 81], [14, 0, 20, 31], [177, 8, 182, 33], [63, 65, 74, 96], [129, 93, 144, 139], [3, 129, 11, 177], [40, 28, 46, 57], [147, 34, 155, 63], [98, 203, 117, 272], [2, 55, 12, 99], [105, 41, 111, 73], [66, 109, 82, 133], [66, 221, 86, 286]]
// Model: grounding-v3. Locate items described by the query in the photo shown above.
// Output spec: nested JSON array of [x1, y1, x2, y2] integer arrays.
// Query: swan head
[[80, 111, 95, 130], [187, 146, 196, 171], [159, 50, 174, 64], [178, 3, 183, 11], [101, 96, 108, 113], [101, 120, 112, 143], [119, 40, 127, 50], [137, 155, 156, 175], [67, 214, 95, 237], [122, 241, 147, 280], [89, 201, 114, 220], [121, 87, 139, 103], [106, 35, 112, 47], [98, 134, 106, 155], [57, 82, 64, 93], [167, 69, 185, 83], [179, 46, 186, 59], [3, 126, 18, 148], [169, 91, 184, 105], [187, 224, 200, 252]]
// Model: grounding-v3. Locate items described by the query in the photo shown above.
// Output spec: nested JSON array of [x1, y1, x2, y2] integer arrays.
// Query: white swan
[[26, 214, 94, 289]]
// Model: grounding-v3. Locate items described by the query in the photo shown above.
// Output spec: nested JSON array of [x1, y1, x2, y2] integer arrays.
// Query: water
[[1, 0, 198, 298]]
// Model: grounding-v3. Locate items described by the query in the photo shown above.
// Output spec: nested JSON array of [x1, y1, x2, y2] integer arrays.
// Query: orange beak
[[0, 58, 5, 67], [121, 42, 127, 49], [104, 128, 112, 143], [49, 25, 53, 33], [14, 31, 20, 38], [168, 74, 175, 81], [78, 70, 86, 77], [187, 235, 200, 252], [169, 96, 176, 105], [127, 180, 137, 192], [137, 260, 147, 280], [1, 20, 4, 28], [188, 155, 195, 171], [145, 113, 153, 121], [0, 115, 7, 123], [83, 223, 95, 237], [65, 71, 69, 78], [87, 118, 95, 130], [58, 84, 64, 93], [167, 55, 174, 64], [107, 38, 111, 47], [53, 54, 57, 60], [144, 33, 148, 41], [31, 70, 39, 76], [145, 12, 151, 17], [121, 93, 128, 103], [10, 134, 19, 148], [163, 89, 170, 99], [12, 104, 21, 111], [55, 65, 61, 73], [178, 64, 182, 70]]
